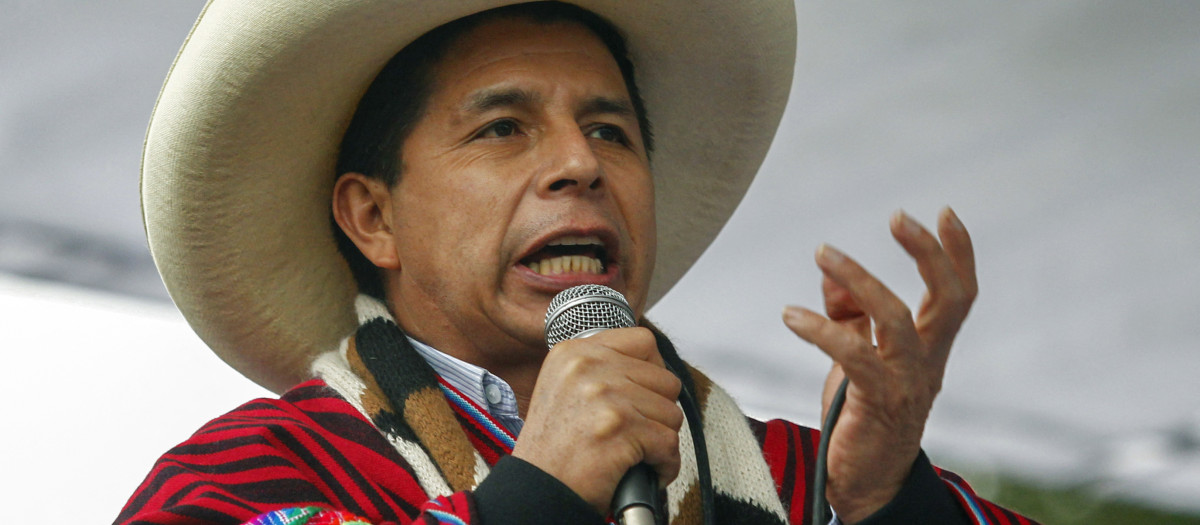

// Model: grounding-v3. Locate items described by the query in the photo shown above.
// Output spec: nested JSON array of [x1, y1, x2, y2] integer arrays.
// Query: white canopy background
[[1, 1, 1197, 520]]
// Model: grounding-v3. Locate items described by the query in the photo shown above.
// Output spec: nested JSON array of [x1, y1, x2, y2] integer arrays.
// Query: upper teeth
[[528, 255, 603, 276], [528, 235, 606, 276], [547, 235, 604, 247]]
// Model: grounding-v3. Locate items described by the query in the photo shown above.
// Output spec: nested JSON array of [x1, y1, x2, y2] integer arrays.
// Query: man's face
[[384, 17, 655, 364]]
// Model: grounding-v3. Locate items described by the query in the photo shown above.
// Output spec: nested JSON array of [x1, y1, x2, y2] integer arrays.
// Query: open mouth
[[520, 235, 608, 276]]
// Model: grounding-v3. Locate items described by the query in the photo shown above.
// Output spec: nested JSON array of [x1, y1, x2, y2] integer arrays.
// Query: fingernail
[[817, 243, 845, 264], [782, 305, 814, 329], [893, 210, 921, 236], [943, 206, 965, 231]]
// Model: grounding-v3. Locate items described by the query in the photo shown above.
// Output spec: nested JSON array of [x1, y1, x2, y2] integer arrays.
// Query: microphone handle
[[613, 462, 659, 525]]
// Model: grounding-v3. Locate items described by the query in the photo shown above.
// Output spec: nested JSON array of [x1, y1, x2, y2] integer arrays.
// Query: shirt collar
[[405, 336, 524, 435]]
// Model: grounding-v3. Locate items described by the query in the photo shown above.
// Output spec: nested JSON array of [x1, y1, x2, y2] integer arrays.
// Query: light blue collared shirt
[[406, 336, 524, 436]]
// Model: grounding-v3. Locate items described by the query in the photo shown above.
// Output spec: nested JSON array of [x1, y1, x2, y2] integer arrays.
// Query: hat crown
[[143, 0, 796, 393]]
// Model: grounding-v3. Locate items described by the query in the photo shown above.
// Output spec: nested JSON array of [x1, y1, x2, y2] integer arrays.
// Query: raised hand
[[783, 208, 978, 523]]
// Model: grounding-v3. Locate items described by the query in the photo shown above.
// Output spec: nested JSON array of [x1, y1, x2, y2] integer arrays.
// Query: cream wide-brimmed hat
[[143, 0, 797, 393]]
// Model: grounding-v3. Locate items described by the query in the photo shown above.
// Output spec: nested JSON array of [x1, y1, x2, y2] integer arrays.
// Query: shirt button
[[485, 384, 502, 405]]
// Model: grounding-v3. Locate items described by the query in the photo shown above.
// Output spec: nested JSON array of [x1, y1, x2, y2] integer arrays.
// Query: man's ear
[[332, 173, 400, 270]]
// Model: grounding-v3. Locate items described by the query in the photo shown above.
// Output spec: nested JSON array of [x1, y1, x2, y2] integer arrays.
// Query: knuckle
[[630, 326, 655, 342], [835, 327, 868, 350], [579, 379, 611, 401], [666, 404, 685, 431], [660, 464, 681, 486], [663, 427, 681, 453], [563, 351, 601, 376], [621, 326, 655, 348], [664, 374, 683, 398], [593, 407, 624, 438], [943, 282, 975, 307], [934, 291, 967, 314], [880, 314, 910, 334], [964, 283, 979, 302], [645, 425, 681, 462]]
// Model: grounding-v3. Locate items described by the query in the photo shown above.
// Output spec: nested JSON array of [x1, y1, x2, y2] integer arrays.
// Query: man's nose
[[536, 125, 603, 196]]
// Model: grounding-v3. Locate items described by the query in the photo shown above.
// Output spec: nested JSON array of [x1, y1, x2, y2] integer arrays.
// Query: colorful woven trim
[[944, 479, 991, 525], [243, 506, 372, 525], [438, 377, 516, 452]]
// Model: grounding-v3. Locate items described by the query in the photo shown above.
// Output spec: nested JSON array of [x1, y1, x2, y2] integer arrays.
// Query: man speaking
[[119, 1, 1036, 524]]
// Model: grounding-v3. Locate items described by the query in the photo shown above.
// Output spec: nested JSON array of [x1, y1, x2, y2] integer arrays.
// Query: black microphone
[[545, 284, 660, 525]]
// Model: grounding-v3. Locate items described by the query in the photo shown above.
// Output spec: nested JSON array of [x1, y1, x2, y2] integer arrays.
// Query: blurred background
[[2, 1, 1197, 522]]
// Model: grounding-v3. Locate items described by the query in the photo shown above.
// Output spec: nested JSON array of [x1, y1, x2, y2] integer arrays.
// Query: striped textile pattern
[[934, 468, 1040, 525], [114, 380, 1038, 524], [437, 379, 516, 458], [116, 295, 1040, 525], [115, 381, 446, 523]]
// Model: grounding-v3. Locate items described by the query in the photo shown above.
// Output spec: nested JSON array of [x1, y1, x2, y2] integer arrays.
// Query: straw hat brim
[[142, 0, 797, 393]]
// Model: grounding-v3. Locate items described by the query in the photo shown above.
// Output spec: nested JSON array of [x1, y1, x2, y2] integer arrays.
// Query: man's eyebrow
[[580, 97, 635, 118], [462, 88, 539, 114], [460, 89, 635, 120]]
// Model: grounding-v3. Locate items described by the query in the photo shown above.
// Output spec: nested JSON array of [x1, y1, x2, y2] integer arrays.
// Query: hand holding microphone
[[511, 285, 681, 523], [545, 285, 662, 525]]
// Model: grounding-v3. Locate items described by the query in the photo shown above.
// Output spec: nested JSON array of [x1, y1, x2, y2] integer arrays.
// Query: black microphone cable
[[649, 322, 715, 525], [674, 369, 716, 525], [811, 376, 850, 525]]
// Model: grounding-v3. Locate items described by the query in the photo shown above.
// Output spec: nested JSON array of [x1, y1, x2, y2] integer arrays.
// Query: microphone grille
[[544, 284, 635, 348]]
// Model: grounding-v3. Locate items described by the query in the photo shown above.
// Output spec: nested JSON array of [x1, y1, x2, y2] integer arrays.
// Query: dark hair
[[333, 1, 653, 299]]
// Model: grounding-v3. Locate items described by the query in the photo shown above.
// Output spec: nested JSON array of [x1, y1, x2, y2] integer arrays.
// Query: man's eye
[[588, 125, 627, 144], [479, 120, 518, 138]]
